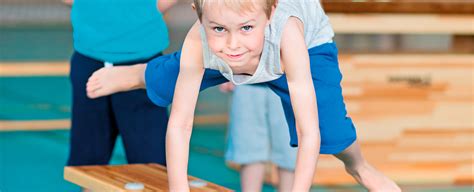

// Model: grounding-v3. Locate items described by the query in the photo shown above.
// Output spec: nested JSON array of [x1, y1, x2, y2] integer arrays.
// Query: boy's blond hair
[[193, 0, 276, 21]]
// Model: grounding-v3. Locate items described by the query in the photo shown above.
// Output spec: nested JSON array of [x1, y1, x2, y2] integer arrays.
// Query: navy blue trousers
[[67, 52, 168, 166]]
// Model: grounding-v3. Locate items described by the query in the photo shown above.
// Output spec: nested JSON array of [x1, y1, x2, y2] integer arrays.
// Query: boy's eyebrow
[[208, 19, 256, 26], [239, 19, 256, 25], [208, 21, 226, 26]]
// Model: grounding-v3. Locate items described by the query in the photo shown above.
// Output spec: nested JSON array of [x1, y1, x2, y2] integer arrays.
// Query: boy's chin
[[225, 60, 246, 67]]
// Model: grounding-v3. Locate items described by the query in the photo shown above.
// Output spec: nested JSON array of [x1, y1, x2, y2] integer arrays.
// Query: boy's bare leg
[[277, 167, 294, 192], [241, 163, 265, 192], [86, 64, 147, 99], [335, 141, 401, 192]]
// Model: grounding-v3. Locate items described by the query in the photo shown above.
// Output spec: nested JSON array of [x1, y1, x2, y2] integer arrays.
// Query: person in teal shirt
[[65, 0, 177, 168]]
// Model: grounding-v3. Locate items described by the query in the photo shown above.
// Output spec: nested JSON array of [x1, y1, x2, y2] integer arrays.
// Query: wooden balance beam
[[64, 163, 232, 192]]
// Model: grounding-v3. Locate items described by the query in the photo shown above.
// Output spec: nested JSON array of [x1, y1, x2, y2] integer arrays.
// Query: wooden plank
[[338, 54, 474, 67], [346, 101, 473, 129], [328, 13, 474, 34], [452, 35, 474, 53], [64, 164, 233, 192], [343, 83, 453, 101], [339, 54, 474, 101], [321, 0, 474, 14], [402, 128, 474, 136], [0, 119, 70, 131], [454, 164, 474, 185], [396, 136, 473, 150], [0, 62, 69, 76], [0, 115, 228, 131], [388, 152, 472, 163]]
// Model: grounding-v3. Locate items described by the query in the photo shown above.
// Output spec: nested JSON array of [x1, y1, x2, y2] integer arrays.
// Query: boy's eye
[[241, 25, 253, 32], [213, 27, 225, 33]]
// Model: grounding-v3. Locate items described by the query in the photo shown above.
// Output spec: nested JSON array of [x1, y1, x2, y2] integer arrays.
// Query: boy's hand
[[219, 82, 235, 93]]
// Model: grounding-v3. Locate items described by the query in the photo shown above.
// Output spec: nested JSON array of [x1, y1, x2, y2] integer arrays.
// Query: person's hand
[[62, 0, 73, 6], [219, 82, 235, 93]]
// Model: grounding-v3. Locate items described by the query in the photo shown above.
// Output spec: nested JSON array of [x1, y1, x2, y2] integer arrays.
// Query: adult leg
[[67, 52, 118, 166], [111, 89, 168, 165]]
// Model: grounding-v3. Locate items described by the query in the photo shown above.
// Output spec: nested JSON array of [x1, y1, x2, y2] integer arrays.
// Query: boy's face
[[201, 2, 271, 73]]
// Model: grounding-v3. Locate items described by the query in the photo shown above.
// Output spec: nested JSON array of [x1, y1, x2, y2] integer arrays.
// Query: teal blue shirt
[[71, 0, 169, 63]]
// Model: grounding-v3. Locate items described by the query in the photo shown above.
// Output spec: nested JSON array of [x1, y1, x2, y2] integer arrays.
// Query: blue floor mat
[[0, 77, 71, 120]]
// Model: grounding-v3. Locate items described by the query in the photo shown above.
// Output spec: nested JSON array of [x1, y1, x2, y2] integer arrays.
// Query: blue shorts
[[145, 42, 357, 154]]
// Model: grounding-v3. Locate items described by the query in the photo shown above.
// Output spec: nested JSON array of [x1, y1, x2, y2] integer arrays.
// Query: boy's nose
[[226, 33, 239, 50]]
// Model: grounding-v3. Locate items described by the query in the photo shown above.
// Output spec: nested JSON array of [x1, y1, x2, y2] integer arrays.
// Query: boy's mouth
[[225, 52, 245, 61]]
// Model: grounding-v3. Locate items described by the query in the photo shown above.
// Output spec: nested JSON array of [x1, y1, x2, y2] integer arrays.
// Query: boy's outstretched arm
[[281, 17, 320, 191], [166, 21, 204, 192]]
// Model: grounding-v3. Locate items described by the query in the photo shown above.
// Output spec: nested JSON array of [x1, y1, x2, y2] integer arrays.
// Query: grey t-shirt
[[200, 0, 334, 85]]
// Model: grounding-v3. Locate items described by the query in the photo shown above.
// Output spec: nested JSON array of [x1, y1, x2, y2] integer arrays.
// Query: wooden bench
[[64, 163, 232, 192]]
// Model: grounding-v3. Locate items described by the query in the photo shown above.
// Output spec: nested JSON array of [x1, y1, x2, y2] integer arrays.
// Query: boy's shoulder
[[286, 16, 304, 29], [280, 17, 305, 39]]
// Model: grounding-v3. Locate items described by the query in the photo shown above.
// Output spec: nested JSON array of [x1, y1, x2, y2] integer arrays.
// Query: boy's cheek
[[208, 44, 220, 54], [207, 39, 224, 52]]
